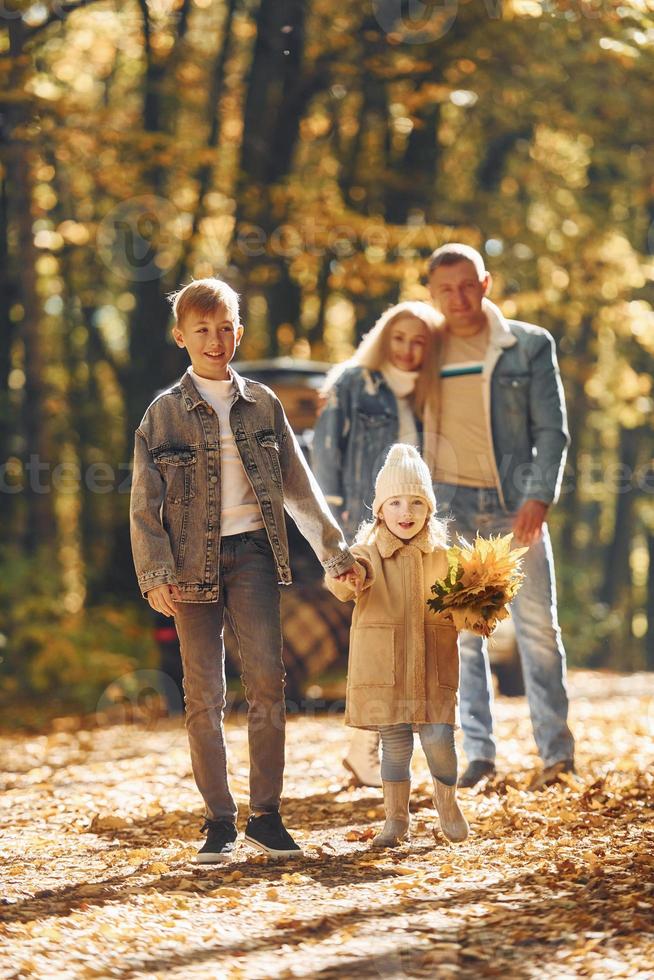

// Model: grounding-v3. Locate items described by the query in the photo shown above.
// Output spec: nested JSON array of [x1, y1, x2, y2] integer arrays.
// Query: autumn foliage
[[428, 533, 527, 636]]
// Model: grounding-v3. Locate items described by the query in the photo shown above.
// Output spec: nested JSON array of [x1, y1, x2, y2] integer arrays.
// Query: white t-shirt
[[189, 368, 265, 536]]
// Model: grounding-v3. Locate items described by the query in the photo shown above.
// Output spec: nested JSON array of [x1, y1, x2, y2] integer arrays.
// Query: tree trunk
[[179, 0, 238, 280], [232, 0, 319, 353], [646, 532, 654, 670], [0, 168, 16, 470], [126, 1, 191, 433], [599, 425, 640, 609], [5, 18, 55, 551]]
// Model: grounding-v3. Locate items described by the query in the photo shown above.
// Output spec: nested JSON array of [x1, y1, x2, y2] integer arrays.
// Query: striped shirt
[[432, 325, 497, 489]]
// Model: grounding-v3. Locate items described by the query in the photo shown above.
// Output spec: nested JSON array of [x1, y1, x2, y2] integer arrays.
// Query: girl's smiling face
[[380, 495, 430, 540], [386, 316, 429, 372]]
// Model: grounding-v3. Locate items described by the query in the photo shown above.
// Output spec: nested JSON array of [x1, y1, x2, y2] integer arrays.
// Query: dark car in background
[[155, 358, 523, 707]]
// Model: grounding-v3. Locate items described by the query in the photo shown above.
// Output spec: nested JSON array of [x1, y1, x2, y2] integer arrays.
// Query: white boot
[[372, 780, 411, 848], [432, 777, 469, 842], [343, 729, 382, 787]]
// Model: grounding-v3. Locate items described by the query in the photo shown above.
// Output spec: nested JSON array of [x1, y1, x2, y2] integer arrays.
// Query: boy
[[130, 278, 357, 862]]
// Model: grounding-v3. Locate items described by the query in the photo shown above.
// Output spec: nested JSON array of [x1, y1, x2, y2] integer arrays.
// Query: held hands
[[332, 561, 366, 596], [512, 500, 549, 547], [146, 583, 182, 617]]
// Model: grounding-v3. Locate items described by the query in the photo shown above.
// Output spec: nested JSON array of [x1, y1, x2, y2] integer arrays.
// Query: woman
[[313, 301, 443, 542], [312, 300, 444, 786]]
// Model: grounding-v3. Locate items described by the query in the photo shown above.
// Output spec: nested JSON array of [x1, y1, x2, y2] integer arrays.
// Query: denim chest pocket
[[496, 373, 530, 414], [255, 429, 283, 487], [356, 409, 393, 429], [153, 447, 197, 504], [497, 373, 530, 389]]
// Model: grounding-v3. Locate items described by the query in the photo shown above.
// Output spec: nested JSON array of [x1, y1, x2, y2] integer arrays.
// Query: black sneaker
[[244, 810, 302, 857], [458, 760, 496, 789], [194, 818, 238, 864]]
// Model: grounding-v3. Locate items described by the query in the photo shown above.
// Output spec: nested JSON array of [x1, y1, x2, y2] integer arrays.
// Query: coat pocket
[[349, 625, 396, 687], [153, 447, 197, 505], [426, 624, 459, 691]]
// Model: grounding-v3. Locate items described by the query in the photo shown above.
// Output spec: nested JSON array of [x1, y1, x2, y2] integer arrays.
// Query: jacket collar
[[230, 366, 257, 402], [374, 521, 439, 558], [483, 298, 517, 350], [179, 366, 256, 410]]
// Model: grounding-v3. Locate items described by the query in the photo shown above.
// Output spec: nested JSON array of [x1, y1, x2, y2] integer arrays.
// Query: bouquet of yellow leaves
[[427, 532, 528, 637]]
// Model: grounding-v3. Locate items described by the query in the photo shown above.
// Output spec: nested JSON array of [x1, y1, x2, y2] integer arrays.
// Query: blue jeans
[[380, 723, 457, 786], [173, 529, 285, 821], [433, 484, 574, 768]]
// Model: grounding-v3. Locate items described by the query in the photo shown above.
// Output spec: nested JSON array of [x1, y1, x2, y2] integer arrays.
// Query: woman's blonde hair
[[323, 301, 444, 419]]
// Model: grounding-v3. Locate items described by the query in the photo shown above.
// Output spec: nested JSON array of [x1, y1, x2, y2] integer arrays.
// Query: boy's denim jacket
[[130, 367, 354, 601], [311, 367, 422, 540]]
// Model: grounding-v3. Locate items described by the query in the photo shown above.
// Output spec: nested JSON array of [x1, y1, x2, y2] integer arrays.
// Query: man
[[425, 243, 575, 789]]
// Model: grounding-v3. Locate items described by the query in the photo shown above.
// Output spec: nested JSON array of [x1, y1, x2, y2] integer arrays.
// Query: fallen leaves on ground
[[0, 670, 652, 979]]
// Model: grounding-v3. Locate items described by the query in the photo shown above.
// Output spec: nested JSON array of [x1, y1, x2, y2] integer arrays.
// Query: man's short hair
[[428, 244, 486, 280], [168, 278, 240, 327]]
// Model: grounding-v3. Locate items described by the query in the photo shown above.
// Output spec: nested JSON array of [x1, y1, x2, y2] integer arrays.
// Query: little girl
[[326, 443, 468, 848]]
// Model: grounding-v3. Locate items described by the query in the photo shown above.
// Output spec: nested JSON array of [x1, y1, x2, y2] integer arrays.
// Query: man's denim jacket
[[130, 367, 354, 601], [470, 299, 570, 512], [311, 367, 422, 540]]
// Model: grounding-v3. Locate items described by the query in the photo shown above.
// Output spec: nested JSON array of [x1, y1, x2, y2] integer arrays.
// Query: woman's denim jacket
[[311, 367, 422, 541], [130, 367, 354, 601]]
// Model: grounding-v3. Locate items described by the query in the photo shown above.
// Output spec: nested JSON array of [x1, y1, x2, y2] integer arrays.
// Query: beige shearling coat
[[326, 522, 460, 730]]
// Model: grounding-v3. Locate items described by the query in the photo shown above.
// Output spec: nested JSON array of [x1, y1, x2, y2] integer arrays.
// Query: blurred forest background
[[1, 0, 654, 717]]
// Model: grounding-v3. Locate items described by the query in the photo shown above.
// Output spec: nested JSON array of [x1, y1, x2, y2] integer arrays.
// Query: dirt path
[[1, 671, 653, 979]]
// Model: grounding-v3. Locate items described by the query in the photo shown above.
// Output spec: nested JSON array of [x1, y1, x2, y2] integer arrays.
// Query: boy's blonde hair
[[168, 278, 240, 328], [323, 301, 444, 419], [355, 511, 449, 550]]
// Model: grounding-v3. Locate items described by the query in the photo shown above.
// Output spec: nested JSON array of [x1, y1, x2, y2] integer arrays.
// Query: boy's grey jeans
[[173, 529, 285, 822]]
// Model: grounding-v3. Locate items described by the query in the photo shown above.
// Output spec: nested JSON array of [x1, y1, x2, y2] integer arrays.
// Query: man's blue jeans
[[433, 484, 575, 768]]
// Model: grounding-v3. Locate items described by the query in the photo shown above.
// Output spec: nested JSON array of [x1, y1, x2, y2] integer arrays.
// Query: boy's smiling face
[[173, 303, 243, 380], [380, 495, 430, 540]]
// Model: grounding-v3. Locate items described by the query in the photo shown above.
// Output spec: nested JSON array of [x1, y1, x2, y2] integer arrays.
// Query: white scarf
[[381, 361, 419, 399]]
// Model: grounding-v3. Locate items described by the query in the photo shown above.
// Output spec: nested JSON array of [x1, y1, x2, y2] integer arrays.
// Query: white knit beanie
[[372, 444, 437, 517]]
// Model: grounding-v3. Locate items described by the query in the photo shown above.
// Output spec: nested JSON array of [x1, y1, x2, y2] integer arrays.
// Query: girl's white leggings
[[379, 723, 457, 785]]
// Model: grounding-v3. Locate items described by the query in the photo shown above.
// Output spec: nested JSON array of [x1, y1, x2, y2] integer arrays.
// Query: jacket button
[[210, 476, 218, 484]]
